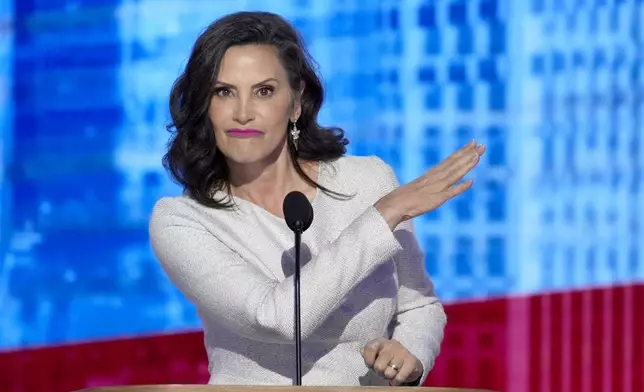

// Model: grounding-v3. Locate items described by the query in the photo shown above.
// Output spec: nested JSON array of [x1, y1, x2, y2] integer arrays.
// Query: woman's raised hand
[[375, 140, 486, 230]]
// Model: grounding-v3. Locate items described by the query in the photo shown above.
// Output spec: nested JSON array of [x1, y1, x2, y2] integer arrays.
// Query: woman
[[149, 11, 485, 387]]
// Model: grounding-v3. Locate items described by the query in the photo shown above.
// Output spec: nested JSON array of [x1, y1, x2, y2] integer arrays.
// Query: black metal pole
[[294, 230, 302, 385]]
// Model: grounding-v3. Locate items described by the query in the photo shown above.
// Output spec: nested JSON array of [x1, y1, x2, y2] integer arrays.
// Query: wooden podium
[[73, 386, 495, 392]]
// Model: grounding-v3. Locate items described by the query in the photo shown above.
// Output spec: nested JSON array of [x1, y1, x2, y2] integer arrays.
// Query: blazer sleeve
[[373, 158, 447, 386], [149, 197, 403, 343]]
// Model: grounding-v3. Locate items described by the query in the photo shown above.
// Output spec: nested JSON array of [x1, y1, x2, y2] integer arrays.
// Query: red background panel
[[1, 284, 642, 392]]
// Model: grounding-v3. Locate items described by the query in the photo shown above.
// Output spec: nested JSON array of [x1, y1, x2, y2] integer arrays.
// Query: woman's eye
[[257, 86, 273, 97], [214, 88, 232, 97]]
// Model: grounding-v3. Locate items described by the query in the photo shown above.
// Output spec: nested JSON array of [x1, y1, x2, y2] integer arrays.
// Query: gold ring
[[389, 363, 400, 371]]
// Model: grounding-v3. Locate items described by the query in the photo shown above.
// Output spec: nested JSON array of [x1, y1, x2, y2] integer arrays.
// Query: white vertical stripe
[[508, 297, 530, 392]]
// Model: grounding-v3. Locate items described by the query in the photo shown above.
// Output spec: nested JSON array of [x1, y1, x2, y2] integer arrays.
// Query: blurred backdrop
[[0, 0, 643, 391]]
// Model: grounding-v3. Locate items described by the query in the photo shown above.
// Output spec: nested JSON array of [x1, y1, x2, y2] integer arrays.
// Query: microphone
[[282, 191, 314, 386], [283, 191, 314, 233]]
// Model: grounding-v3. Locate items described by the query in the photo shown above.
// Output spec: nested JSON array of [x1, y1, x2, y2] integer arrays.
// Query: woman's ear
[[291, 106, 302, 123], [291, 84, 304, 122]]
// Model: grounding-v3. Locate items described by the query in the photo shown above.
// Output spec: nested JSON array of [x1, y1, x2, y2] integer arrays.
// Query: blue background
[[1, 0, 643, 350]]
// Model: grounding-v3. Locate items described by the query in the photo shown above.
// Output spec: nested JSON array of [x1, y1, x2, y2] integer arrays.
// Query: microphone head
[[283, 191, 314, 233]]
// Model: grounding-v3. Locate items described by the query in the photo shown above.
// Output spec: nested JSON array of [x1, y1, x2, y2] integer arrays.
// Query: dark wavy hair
[[163, 11, 349, 208]]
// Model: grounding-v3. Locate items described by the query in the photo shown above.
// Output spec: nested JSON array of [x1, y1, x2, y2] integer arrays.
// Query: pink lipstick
[[226, 128, 263, 138]]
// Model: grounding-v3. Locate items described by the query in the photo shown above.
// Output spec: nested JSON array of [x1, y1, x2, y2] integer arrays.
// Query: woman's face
[[208, 44, 301, 166]]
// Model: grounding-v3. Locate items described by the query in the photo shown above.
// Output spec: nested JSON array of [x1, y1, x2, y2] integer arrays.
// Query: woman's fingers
[[427, 179, 473, 211], [383, 358, 403, 380], [444, 151, 480, 186], [444, 143, 485, 172], [362, 338, 386, 368], [433, 140, 477, 171], [443, 179, 474, 200], [430, 144, 485, 188], [388, 142, 484, 224], [372, 347, 394, 376], [393, 357, 417, 385]]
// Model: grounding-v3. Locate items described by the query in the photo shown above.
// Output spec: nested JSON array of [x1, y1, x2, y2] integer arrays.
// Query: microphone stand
[[283, 191, 312, 387], [293, 227, 302, 386]]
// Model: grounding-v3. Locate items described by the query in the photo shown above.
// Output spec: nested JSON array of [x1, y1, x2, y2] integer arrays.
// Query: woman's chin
[[224, 151, 279, 167], [222, 143, 289, 167]]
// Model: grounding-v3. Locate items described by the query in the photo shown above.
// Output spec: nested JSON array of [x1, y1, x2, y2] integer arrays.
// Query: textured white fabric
[[149, 155, 446, 387]]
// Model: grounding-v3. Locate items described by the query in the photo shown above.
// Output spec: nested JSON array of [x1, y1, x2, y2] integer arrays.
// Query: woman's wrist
[[374, 196, 403, 231]]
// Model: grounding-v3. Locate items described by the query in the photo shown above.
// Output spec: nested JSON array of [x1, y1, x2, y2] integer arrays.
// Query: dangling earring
[[290, 122, 300, 151]]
